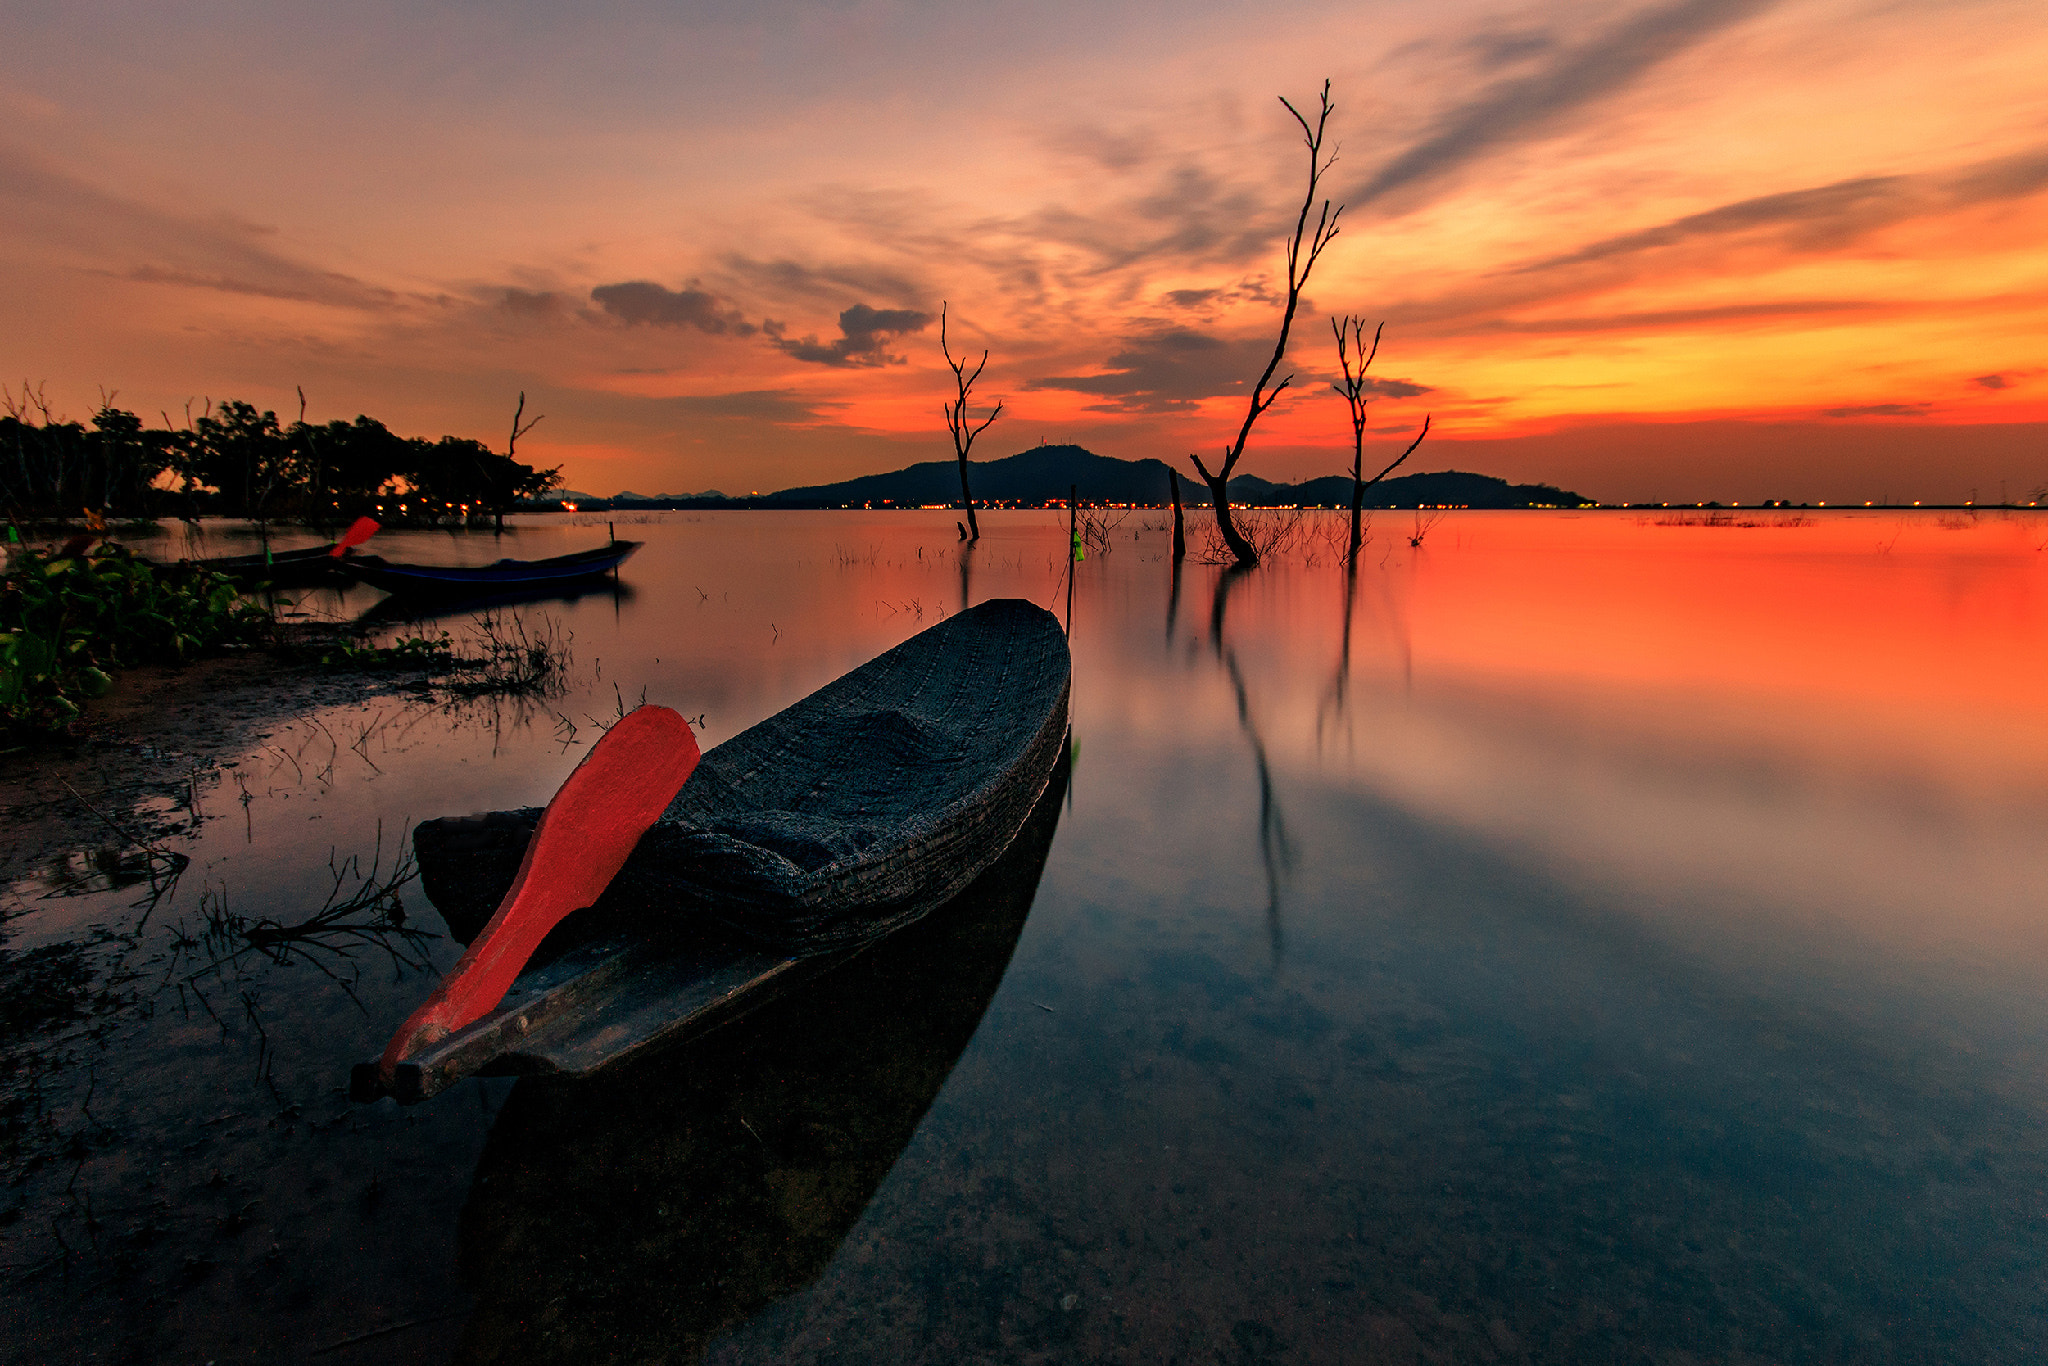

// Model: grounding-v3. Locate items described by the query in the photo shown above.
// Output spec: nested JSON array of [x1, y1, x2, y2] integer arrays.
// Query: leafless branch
[[508, 392, 545, 459], [1190, 79, 1343, 567], [941, 304, 1003, 544]]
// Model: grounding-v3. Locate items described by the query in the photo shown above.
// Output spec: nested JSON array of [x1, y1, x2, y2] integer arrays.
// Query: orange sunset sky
[[2, 0, 2043, 504]]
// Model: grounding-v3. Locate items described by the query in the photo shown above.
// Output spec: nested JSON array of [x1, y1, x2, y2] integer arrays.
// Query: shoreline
[[0, 647, 412, 892]]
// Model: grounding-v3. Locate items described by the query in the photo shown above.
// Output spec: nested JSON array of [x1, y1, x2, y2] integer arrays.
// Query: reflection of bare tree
[[1317, 555, 1361, 752], [1225, 651, 1291, 965], [1205, 567, 1291, 965], [1208, 563, 1249, 656], [1166, 554, 1184, 644]]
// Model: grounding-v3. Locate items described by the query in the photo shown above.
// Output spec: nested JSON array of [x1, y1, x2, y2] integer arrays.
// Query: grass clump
[[316, 612, 571, 699], [316, 631, 455, 671]]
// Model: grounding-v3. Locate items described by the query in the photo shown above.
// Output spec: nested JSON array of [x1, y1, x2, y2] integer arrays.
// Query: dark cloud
[[665, 389, 844, 423], [1025, 329, 1273, 412], [1353, 0, 1780, 209], [769, 302, 933, 367], [1972, 374, 2012, 391], [590, 280, 754, 334], [1165, 287, 1222, 308], [1947, 147, 2048, 200], [1821, 403, 1932, 418], [1352, 376, 1434, 398], [1517, 146, 2048, 275]]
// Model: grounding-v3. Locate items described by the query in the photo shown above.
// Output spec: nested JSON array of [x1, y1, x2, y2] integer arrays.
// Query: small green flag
[[1071, 533, 1085, 562], [4, 525, 17, 543]]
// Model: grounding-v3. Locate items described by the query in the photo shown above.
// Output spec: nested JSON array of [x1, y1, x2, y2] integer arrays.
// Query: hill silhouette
[[543, 444, 1592, 510]]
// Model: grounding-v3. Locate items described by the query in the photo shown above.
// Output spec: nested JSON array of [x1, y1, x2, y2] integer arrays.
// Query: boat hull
[[354, 598, 1071, 1102], [342, 540, 640, 595]]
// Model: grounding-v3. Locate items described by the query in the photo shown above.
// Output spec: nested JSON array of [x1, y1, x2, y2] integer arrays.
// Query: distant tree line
[[0, 386, 560, 524]]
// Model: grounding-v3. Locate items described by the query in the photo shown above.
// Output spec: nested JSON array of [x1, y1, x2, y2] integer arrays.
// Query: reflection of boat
[[347, 577, 632, 628], [452, 759, 1065, 1363], [353, 598, 1071, 1103], [341, 540, 642, 595]]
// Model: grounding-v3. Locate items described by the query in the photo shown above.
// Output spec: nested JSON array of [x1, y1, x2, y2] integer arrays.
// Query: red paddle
[[377, 705, 700, 1082], [329, 516, 381, 557]]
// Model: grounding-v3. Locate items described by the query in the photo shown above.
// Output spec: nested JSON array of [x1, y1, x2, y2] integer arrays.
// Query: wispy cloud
[[665, 389, 844, 423], [721, 252, 930, 311], [1821, 402, 1933, 418], [118, 262, 399, 308], [1353, 0, 1781, 209], [1006, 161, 1275, 276], [499, 288, 568, 319], [1516, 147, 2048, 274], [0, 141, 401, 311], [1459, 300, 1882, 333]]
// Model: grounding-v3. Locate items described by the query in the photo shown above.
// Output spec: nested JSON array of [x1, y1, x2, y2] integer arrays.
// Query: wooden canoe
[[341, 540, 641, 595], [351, 597, 1071, 1103], [156, 543, 350, 584]]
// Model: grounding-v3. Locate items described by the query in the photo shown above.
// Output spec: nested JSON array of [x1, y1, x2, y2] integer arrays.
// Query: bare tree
[[500, 391, 545, 530], [940, 305, 1002, 544], [507, 391, 545, 460], [1331, 316, 1432, 560], [1190, 80, 1343, 568]]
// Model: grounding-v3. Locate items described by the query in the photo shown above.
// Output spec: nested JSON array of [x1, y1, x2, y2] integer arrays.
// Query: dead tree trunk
[[1189, 80, 1343, 569], [1168, 469, 1187, 562], [1331, 317, 1432, 561], [940, 305, 1002, 546], [502, 392, 544, 532]]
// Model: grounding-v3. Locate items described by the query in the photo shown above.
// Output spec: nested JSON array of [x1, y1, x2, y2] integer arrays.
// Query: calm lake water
[[7, 508, 2048, 1363]]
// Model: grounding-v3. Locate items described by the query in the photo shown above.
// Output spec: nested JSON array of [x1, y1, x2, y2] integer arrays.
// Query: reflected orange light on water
[[1303, 512, 2048, 790]]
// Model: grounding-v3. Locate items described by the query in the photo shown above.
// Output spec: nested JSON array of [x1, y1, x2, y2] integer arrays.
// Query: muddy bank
[[2, 646, 415, 881]]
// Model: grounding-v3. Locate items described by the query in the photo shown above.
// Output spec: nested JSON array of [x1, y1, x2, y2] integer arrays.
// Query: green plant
[[0, 543, 270, 740]]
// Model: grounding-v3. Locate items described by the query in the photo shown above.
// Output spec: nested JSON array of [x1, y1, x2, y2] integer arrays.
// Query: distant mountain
[[527, 445, 1591, 510], [614, 489, 725, 502], [759, 445, 1184, 507], [1229, 469, 1592, 509], [756, 445, 1591, 509]]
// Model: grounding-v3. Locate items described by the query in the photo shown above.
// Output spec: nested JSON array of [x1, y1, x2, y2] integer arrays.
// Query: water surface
[[6, 509, 2046, 1363]]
